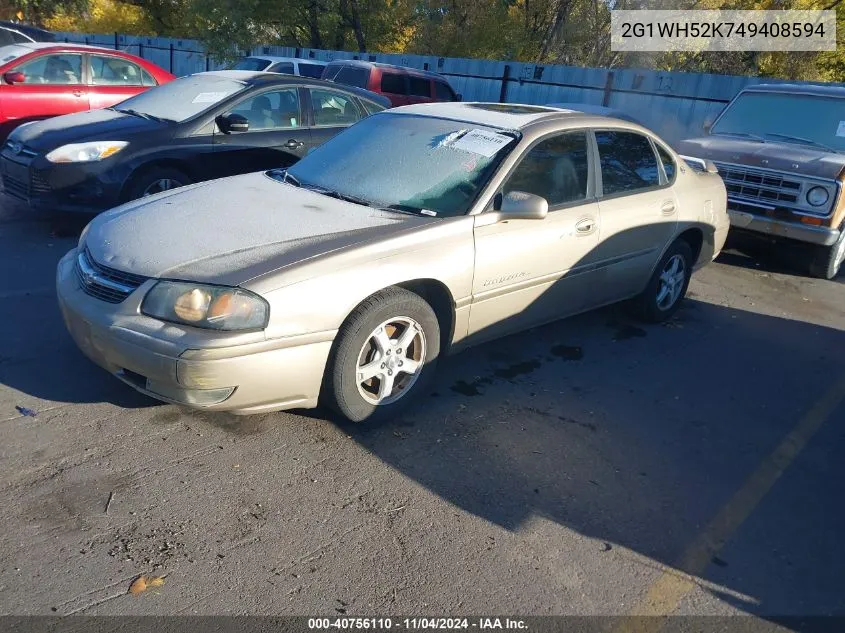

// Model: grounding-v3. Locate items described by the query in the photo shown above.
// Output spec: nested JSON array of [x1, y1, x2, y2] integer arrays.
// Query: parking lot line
[[619, 371, 845, 632]]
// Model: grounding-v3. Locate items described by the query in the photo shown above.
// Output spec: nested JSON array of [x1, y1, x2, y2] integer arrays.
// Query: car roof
[[742, 83, 845, 98], [388, 102, 655, 139], [389, 102, 586, 129], [325, 58, 446, 80], [191, 70, 391, 105], [246, 55, 326, 65], [10, 41, 124, 53]]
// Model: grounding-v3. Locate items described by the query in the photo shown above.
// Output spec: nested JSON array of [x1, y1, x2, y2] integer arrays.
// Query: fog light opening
[[145, 380, 236, 406]]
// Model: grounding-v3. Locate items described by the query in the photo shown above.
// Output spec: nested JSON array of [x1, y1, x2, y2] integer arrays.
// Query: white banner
[[611, 10, 837, 52]]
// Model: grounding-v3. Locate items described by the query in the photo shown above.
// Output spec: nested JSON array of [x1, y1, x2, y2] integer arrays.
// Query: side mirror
[[216, 113, 249, 134], [4, 71, 25, 84], [498, 191, 548, 220]]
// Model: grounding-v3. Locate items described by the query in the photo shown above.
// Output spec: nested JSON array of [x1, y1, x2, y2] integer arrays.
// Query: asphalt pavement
[[0, 195, 843, 630]]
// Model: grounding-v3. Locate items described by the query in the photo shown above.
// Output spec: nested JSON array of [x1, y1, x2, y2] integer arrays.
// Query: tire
[[632, 239, 694, 323], [123, 166, 191, 202], [323, 287, 441, 424], [808, 229, 845, 280]]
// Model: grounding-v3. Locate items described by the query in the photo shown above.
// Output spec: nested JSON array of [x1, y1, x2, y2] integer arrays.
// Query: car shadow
[[334, 298, 845, 624]]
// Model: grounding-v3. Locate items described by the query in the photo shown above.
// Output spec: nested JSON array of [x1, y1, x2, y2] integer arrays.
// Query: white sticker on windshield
[[192, 91, 230, 104], [837, 121, 845, 137], [420, 209, 437, 216], [450, 129, 513, 157]]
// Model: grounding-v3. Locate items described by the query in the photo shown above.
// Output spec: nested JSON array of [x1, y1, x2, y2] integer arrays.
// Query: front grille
[[713, 162, 801, 205], [75, 248, 148, 304], [31, 169, 50, 194], [2, 172, 28, 199]]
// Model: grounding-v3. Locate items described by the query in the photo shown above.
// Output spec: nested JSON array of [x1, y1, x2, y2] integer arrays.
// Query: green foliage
[[15, 0, 844, 82]]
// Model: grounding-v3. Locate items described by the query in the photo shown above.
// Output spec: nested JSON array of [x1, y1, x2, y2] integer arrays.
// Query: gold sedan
[[57, 102, 729, 423]]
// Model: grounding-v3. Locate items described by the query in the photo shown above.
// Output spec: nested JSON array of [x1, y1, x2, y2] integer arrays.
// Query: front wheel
[[124, 166, 191, 202], [808, 229, 845, 279], [323, 287, 441, 424], [632, 239, 693, 323]]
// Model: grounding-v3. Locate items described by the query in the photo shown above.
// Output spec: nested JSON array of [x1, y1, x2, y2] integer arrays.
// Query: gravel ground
[[0, 194, 843, 627]]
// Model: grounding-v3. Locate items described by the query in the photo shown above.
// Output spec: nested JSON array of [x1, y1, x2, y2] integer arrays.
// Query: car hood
[[84, 172, 434, 287], [676, 135, 845, 180], [11, 108, 165, 152]]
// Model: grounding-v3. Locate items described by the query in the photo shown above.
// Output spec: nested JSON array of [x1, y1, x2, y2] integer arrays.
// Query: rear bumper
[[728, 210, 839, 247], [56, 250, 334, 414]]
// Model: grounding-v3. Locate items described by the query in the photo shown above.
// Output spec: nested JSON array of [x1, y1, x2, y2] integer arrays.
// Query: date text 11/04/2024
[[308, 618, 528, 630]]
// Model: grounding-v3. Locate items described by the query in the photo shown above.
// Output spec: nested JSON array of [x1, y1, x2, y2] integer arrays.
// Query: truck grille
[[713, 162, 801, 205], [75, 248, 148, 304]]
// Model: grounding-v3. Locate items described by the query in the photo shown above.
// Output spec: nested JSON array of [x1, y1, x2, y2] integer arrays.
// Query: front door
[[212, 86, 311, 175], [2, 52, 88, 124], [591, 130, 679, 304], [468, 129, 601, 343]]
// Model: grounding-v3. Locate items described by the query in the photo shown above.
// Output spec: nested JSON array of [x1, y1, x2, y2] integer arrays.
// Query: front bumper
[[56, 250, 334, 414], [1, 151, 126, 215], [728, 209, 839, 247]]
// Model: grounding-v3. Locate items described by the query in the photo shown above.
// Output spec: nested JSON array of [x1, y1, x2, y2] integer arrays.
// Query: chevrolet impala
[[57, 102, 729, 423]]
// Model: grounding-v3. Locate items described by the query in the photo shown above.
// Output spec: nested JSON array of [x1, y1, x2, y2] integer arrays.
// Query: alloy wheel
[[355, 317, 427, 406]]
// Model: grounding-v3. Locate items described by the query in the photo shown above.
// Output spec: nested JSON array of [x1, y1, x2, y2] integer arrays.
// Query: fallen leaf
[[129, 575, 165, 595]]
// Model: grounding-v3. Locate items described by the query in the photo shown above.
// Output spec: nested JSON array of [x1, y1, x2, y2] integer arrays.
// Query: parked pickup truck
[[676, 83, 845, 279]]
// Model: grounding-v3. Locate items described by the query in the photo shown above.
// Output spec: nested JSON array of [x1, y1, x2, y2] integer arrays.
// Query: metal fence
[[56, 31, 841, 144]]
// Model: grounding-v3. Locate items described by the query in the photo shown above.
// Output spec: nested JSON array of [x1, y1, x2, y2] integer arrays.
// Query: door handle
[[661, 200, 676, 215], [575, 218, 596, 235], [72, 90, 83, 97], [284, 139, 304, 149]]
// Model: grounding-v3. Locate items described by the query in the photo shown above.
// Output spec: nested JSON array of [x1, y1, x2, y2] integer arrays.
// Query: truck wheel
[[809, 229, 845, 280]]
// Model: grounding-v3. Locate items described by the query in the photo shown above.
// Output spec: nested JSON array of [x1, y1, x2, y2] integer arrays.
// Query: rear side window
[[298, 63, 325, 78], [435, 81, 456, 101], [361, 99, 387, 115], [334, 66, 369, 89], [380, 72, 406, 95], [231, 57, 272, 71], [267, 62, 295, 75], [322, 64, 341, 80], [408, 76, 431, 98], [655, 143, 676, 182], [595, 131, 660, 195]]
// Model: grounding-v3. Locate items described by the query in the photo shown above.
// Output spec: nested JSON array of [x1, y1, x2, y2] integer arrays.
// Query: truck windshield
[[712, 92, 845, 153]]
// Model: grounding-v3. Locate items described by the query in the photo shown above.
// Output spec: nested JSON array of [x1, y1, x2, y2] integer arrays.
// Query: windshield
[[230, 57, 272, 71], [285, 113, 518, 217], [110, 74, 247, 123], [712, 92, 845, 152], [0, 44, 31, 65]]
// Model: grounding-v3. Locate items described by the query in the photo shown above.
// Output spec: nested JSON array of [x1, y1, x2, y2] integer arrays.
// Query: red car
[[0, 42, 174, 141], [321, 60, 461, 107]]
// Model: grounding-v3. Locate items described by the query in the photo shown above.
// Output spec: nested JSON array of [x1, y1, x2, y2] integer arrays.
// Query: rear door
[[212, 86, 311, 174], [378, 71, 409, 106], [2, 51, 88, 123], [306, 86, 366, 150], [87, 53, 156, 110], [592, 129, 679, 303], [407, 75, 434, 104]]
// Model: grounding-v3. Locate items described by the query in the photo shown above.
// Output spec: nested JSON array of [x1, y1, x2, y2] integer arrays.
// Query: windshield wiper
[[383, 203, 428, 216], [300, 183, 375, 208], [280, 170, 300, 187], [763, 132, 840, 153], [111, 108, 173, 124], [715, 131, 766, 142]]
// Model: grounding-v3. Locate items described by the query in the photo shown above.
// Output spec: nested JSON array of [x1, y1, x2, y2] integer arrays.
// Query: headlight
[[141, 281, 269, 331], [806, 186, 829, 207], [45, 141, 128, 163]]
